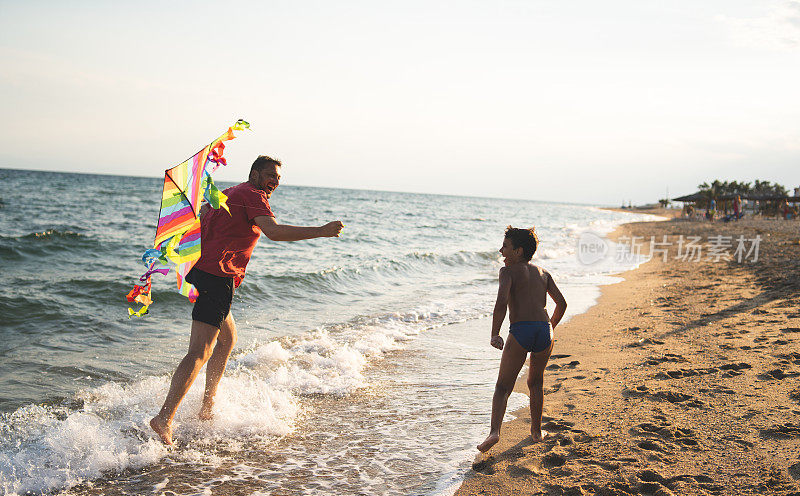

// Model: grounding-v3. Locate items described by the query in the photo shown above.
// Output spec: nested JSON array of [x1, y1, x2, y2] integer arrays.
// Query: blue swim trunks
[[509, 321, 553, 353]]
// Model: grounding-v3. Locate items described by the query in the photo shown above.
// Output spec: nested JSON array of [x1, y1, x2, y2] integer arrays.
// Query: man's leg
[[477, 334, 528, 452], [150, 320, 220, 445], [527, 340, 553, 441], [200, 313, 237, 420]]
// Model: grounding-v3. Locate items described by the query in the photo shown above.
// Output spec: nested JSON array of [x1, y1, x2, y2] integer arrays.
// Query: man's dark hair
[[505, 226, 538, 261], [250, 155, 282, 175]]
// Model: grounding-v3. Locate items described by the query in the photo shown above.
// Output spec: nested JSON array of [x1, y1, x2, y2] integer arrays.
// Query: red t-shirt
[[193, 182, 274, 287]]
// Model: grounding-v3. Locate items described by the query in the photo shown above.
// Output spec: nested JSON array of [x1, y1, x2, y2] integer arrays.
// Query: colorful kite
[[127, 120, 250, 317]]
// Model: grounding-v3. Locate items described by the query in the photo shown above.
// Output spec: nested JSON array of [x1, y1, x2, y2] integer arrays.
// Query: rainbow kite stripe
[[127, 120, 249, 317]]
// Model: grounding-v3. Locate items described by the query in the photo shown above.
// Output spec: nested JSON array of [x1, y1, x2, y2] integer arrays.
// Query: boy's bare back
[[504, 263, 552, 324]]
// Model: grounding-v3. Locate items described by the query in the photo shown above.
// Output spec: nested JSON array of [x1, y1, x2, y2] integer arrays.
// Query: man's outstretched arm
[[254, 215, 343, 241]]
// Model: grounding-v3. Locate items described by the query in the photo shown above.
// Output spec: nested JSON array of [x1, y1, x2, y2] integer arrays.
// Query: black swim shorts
[[185, 267, 234, 328]]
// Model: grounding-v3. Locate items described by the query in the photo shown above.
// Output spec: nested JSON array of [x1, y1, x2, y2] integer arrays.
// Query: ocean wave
[[0, 295, 69, 329], [0, 302, 488, 495], [0, 230, 108, 262], [20, 229, 85, 240], [246, 249, 499, 296]]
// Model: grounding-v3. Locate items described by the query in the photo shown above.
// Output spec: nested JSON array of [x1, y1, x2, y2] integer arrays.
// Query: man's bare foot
[[150, 416, 174, 446], [531, 429, 548, 442], [477, 432, 500, 452], [198, 402, 214, 421]]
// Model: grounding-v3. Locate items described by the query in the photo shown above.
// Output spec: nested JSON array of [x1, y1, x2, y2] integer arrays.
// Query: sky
[[1, 0, 799, 205]]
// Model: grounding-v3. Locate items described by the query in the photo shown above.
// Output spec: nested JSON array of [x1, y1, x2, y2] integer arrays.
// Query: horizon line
[[0, 166, 612, 209]]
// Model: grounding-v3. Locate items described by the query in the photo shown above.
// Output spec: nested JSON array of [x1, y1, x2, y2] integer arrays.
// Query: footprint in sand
[[542, 451, 567, 468], [632, 419, 700, 452], [636, 439, 667, 452], [657, 362, 750, 380], [711, 385, 736, 395], [506, 459, 543, 477], [645, 353, 687, 366], [662, 474, 722, 493], [760, 423, 800, 439], [545, 383, 562, 395], [776, 352, 800, 364], [638, 469, 668, 488], [649, 390, 704, 408], [720, 362, 752, 371], [759, 368, 800, 381], [789, 462, 800, 480], [622, 385, 650, 397], [471, 456, 496, 474], [723, 434, 754, 448], [626, 338, 665, 348], [542, 419, 575, 432]]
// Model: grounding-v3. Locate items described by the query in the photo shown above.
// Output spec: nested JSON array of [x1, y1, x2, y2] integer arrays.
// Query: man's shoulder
[[225, 182, 268, 201], [224, 182, 253, 194]]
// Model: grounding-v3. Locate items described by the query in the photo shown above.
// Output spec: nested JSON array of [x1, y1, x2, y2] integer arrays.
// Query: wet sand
[[457, 217, 800, 496]]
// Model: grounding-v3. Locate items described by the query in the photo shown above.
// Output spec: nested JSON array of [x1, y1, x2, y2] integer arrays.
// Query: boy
[[477, 226, 567, 452]]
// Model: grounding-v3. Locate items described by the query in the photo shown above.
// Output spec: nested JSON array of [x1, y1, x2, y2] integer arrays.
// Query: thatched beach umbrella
[[672, 192, 706, 203], [743, 194, 788, 201]]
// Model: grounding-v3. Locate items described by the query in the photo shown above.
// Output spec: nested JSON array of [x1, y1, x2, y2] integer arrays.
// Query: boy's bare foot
[[531, 429, 548, 442], [198, 402, 214, 421], [477, 432, 500, 452], [150, 416, 174, 446]]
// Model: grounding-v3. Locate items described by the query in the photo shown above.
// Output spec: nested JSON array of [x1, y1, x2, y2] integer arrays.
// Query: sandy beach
[[457, 216, 800, 496]]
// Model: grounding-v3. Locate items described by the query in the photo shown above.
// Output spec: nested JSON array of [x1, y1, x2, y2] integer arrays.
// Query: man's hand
[[490, 335, 504, 350], [321, 221, 344, 237]]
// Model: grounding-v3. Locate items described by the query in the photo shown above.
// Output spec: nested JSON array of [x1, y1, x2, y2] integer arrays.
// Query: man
[[150, 155, 343, 445]]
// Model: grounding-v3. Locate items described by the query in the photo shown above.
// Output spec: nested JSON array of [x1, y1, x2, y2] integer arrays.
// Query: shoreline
[[455, 216, 800, 495]]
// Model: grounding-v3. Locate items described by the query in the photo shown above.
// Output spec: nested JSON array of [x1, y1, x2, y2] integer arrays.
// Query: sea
[[0, 168, 661, 496]]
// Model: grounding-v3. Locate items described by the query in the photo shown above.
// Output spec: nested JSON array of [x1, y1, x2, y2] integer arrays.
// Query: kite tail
[[127, 119, 249, 318]]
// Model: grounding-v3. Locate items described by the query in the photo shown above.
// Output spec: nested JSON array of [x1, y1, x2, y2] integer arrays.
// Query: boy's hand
[[490, 335, 504, 350]]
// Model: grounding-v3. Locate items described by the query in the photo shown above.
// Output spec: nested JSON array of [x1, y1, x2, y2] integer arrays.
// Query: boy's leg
[[527, 340, 553, 441], [200, 313, 238, 420], [150, 320, 220, 445], [477, 334, 528, 452]]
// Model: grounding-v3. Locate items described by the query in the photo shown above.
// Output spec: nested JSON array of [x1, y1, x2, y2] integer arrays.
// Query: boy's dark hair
[[505, 226, 538, 261], [251, 155, 281, 174]]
